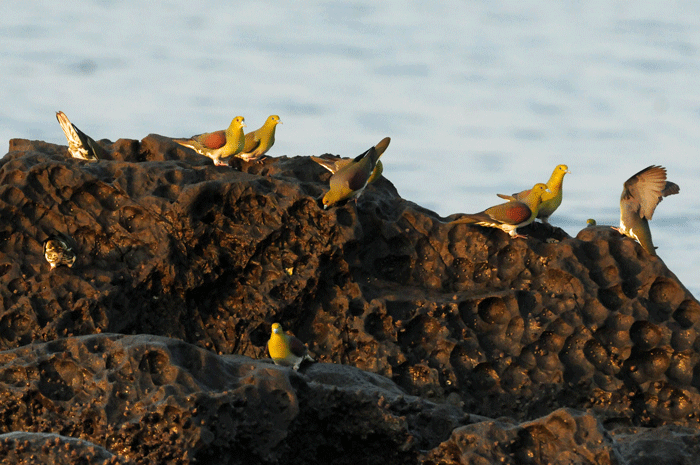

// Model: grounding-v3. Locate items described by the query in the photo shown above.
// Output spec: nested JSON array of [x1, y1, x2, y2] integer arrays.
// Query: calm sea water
[[2, 1, 699, 295]]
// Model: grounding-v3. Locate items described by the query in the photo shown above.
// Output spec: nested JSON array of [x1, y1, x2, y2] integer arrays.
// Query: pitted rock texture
[[1, 136, 700, 463], [0, 334, 468, 464]]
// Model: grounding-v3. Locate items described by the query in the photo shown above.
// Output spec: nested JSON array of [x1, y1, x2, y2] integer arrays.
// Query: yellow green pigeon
[[497, 164, 570, 223], [450, 183, 548, 238], [311, 136, 389, 185], [613, 165, 679, 256], [174, 116, 246, 166], [56, 111, 108, 161], [238, 115, 282, 162], [321, 137, 390, 209], [267, 322, 315, 370]]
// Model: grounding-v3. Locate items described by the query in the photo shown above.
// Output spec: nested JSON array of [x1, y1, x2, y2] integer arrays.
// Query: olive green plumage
[[615, 165, 679, 256], [321, 137, 390, 209], [451, 183, 549, 238], [497, 164, 570, 223], [239, 115, 282, 162], [174, 116, 246, 166]]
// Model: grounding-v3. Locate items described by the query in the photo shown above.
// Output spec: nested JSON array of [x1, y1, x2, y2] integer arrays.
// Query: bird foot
[[511, 233, 528, 239]]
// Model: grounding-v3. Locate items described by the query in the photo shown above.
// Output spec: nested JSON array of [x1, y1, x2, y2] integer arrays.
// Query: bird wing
[[194, 130, 227, 149], [311, 156, 344, 173], [485, 202, 532, 225], [242, 131, 261, 153], [288, 336, 308, 357], [623, 165, 673, 220], [343, 148, 375, 191]]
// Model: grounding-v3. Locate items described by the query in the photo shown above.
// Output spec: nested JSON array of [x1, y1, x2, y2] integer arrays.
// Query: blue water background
[[2, 1, 699, 295]]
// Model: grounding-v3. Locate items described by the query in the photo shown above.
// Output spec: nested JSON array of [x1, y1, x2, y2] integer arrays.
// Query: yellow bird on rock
[[321, 137, 390, 209], [174, 116, 246, 166], [267, 323, 315, 370], [497, 164, 570, 224], [311, 136, 388, 185], [238, 115, 282, 162], [450, 183, 548, 238]]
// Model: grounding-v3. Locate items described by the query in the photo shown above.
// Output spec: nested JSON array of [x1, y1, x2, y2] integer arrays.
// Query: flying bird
[[497, 164, 570, 223], [267, 322, 315, 370], [614, 165, 679, 256], [450, 183, 549, 238], [174, 116, 246, 166], [56, 111, 107, 161], [321, 137, 390, 209], [238, 115, 282, 162]]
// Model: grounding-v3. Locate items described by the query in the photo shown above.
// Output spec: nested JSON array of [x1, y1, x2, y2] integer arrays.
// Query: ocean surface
[[2, 1, 699, 296]]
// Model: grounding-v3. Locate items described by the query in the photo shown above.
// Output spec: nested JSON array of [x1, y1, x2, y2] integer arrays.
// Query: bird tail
[[447, 214, 484, 225], [496, 193, 516, 201], [374, 137, 391, 160]]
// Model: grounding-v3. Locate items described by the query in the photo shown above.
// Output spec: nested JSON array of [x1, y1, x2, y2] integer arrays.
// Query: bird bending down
[[238, 115, 282, 162], [56, 111, 107, 161], [311, 137, 388, 185], [321, 137, 390, 209], [614, 165, 679, 256], [43, 235, 76, 270], [267, 323, 315, 370], [497, 164, 570, 223], [450, 183, 549, 238], [174, 116, 246, 166]]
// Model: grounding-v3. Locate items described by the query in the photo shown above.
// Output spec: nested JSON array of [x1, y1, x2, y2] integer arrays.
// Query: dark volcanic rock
[[1, 135, 699, 463]]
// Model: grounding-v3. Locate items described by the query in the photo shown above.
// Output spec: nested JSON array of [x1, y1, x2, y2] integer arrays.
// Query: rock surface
[[0, 135, 699, 463]]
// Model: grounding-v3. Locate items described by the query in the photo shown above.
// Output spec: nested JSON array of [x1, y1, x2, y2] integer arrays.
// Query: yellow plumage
[[267, 323, 314, 370]]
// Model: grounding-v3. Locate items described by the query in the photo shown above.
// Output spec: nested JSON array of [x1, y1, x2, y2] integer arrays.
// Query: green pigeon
[[267, 322, 315, 370], [614, 165, 679, 256], [239, 115, 282, 162], [174, 116, 246, 166], [586, 219, 597, 227], [321, 137, 390, 209], [497, 164, 570, 223], [311, 136, 389, 185], [56, 111, 108, 161], [451, 183, 549, 238]]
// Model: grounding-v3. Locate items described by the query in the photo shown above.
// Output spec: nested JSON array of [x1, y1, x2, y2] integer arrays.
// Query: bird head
[[267, 115, 282, 126], [271, 323, 283, 334], [322, 189, 345, 209], [228, 116, 246, 132]]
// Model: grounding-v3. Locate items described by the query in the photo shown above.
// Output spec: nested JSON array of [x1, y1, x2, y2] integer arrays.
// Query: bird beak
[[242, 123, 247, 128]]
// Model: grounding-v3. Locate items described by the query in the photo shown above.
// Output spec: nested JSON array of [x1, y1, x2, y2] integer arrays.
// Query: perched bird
[[174, 116, 246, 166], [614, 165, 679, 256], [267, 322, 315, 370], [497, 164, 570, 223], [55, 111, 108, 161], [450, 183, 549, 238], [311, 136, 389, 185], [586, 219, 597, 227], [238, 115, 282, 162], [321, 137, 390, 209], [43, 235, 76, 270]]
